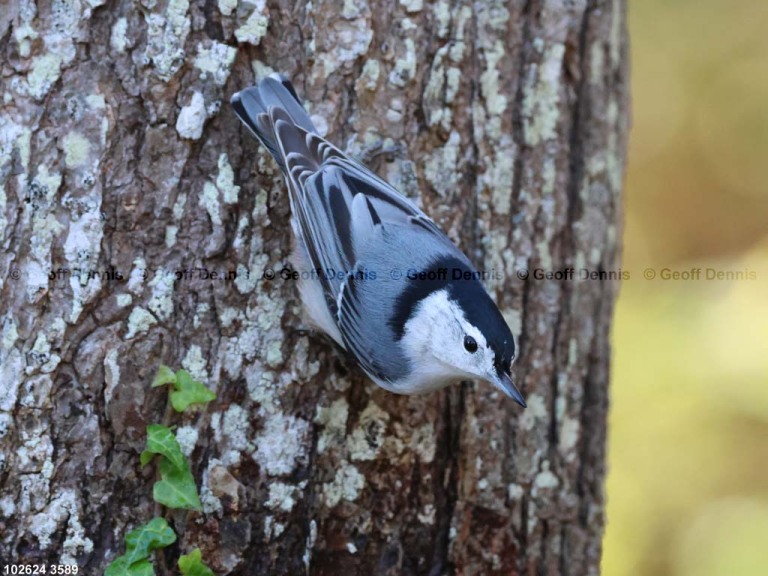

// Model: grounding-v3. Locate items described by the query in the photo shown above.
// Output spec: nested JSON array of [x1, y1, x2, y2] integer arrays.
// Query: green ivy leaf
[[153, 457, 202, 511], [169, 370, 216, 413], [104, 556, 154, 576], [144, 424, 186, 471], [124, 517, 176, 564], [139, 450, 154, 468], [178, 548, 214, 576], [151, 364, 177, 388]]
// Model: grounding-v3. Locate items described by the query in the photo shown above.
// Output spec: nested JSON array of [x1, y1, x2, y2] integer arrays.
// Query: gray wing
[[273, 114, 452, 310]]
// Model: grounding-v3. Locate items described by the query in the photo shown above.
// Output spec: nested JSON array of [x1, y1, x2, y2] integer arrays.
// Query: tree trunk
[[0, 0, 628, 574]]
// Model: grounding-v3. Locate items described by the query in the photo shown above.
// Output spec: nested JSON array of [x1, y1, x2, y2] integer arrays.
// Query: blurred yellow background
[[603, 1, 768, 574]]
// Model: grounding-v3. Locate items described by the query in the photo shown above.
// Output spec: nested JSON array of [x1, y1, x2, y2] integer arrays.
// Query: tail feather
[[230, 74, 317, 169]]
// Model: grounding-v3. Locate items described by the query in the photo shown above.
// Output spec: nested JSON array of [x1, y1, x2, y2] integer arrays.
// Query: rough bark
[[0, 0, 629, 574]]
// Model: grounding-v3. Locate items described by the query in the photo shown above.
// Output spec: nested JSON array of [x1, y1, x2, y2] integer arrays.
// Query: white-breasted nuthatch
[[231, 75, 526, 407]]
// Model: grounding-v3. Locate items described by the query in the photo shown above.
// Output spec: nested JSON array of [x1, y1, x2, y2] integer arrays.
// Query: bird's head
[[396, 277, 526, 407]]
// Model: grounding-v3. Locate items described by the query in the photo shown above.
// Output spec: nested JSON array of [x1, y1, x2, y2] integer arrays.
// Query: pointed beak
[[491, 372, 527, 408]]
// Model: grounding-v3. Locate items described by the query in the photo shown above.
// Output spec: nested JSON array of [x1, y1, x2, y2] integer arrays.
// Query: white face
[[400, 290, 499, 388]]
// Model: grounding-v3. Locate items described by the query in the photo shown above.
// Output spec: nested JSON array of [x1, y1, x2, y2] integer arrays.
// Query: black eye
[[463, 335, 478, 353]]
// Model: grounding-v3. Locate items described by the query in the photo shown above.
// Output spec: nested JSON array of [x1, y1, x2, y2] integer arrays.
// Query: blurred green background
[[602, 1, 768, 575]]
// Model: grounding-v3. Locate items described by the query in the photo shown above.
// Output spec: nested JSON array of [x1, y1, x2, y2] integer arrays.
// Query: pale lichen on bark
[[0, 0, 628, 573]]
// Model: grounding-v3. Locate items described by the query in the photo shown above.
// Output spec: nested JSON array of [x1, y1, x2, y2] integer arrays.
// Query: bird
[[231, 74, 526, 407]]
